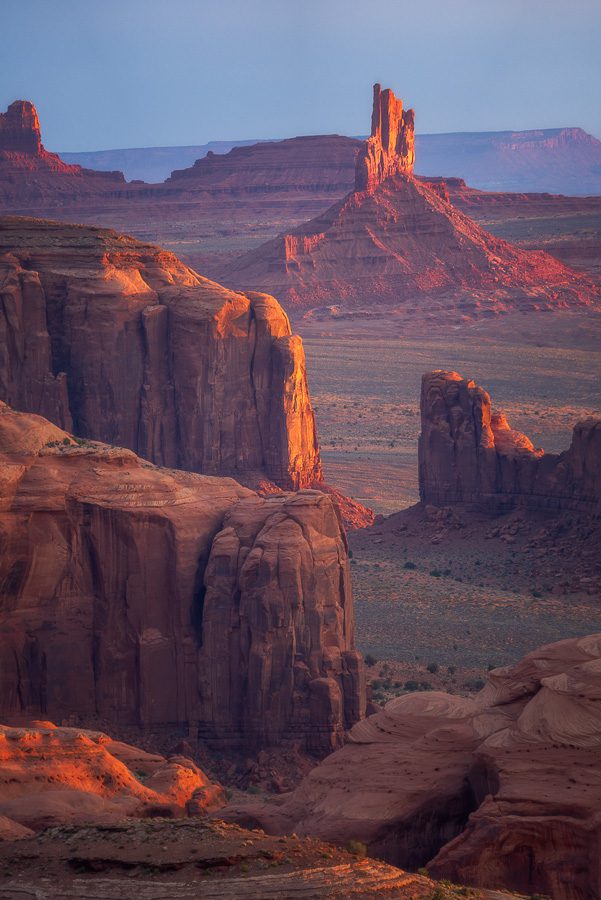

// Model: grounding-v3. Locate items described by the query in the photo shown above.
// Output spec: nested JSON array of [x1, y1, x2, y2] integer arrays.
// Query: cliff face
[[355, 83, 415, 191], [221, 633, 601, 900], [0, 403, 364, 751], [419, 370, 601, 515], [0, 217, 322, 490]]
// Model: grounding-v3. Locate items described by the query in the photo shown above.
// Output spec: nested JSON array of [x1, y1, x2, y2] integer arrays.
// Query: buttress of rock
[[355, 83, 415, 191], [0, 101, 43, 155], [418, 370, 601, 514]]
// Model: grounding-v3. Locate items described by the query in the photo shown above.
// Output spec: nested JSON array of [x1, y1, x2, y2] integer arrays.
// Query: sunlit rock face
[[0, 722, 225, 831], [224, 86, 600, 314], [355, 83, 415, 192], [0, 101, 43, 155], [419, 370, 601, 514], [0, 216, 322, 491], [0, 403, 364, 752], [221, 633, 601, 900]]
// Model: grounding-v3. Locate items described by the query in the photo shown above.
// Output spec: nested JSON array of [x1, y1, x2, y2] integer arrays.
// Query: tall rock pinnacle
[[0, 100, 43, 155], [355, 83, 415, 191]]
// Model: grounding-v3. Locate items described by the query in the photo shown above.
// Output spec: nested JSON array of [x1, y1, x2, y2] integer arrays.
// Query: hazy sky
[[3, 0, 601, 150]]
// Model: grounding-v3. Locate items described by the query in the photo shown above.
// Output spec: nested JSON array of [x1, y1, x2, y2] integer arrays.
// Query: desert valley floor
[[298, 309, 601, 685]]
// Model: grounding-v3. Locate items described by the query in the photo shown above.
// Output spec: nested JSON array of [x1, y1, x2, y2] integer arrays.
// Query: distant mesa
[[419, 370, 601, 515], [222, 83, 601, 316]]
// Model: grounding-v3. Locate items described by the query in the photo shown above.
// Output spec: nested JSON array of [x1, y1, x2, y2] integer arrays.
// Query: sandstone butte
[[419, 370, 601, 515], [223, 84, 601, 315], [0, 401, 365, 753], [221, 632, 601, 900], [0, 100, 125, 204], [0, 215, 323, 492]]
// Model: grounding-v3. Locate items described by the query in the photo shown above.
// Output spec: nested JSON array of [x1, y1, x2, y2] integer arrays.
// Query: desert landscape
[[1, 1, 601, 897]]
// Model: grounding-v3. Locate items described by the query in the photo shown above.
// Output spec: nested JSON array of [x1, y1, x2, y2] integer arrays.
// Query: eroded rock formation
[[419, 370, 601, 514], [0, 722, 224, 831], [221, 633, 601, 899], [355, 83, 415, 192], [223, 87, 600, 315], [0, 216, 322, 490], [0, 403, 364, 751], [0, 101, 125, 204]]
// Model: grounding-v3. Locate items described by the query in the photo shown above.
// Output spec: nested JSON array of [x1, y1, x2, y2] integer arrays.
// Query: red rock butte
[[419, 370, 601, 515], [223, 84, 601, 315]]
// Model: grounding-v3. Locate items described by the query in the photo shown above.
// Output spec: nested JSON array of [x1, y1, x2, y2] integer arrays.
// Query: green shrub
[[403, 561, 417, 570], [404, 680, 419, 692], [346, 840, 367, 858], [364, 653, 378, 667], [426, 662, 439, 674]]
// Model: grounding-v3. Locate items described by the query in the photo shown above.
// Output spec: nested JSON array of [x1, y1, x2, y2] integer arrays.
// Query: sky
[[2, 0, 601, 151]]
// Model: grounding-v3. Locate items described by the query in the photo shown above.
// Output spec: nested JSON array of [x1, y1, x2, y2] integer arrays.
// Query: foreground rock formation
[[224, 85, 600, 315], [419, 370, 601, 515], [222, 632, 601, 899], [0, 402, 365, 751], [0, 820, 513, 900], [0, 216, 322, 491], [0, 101, 125, 204], [0, 722, 224, 832]]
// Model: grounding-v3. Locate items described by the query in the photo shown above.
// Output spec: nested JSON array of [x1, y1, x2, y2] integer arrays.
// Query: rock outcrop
[[223, 86, 600, 315], [0, 403, 364, 751], [355, 84, 415, 192], [221, 633, 601, 899], [419, 370, 601, 515], [0, 101, 125, 204], [0, 216, 322, 491], [0, 722, 224, 831]]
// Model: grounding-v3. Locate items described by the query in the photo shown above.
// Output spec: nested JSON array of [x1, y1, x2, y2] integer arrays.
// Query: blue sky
[[3, 0, 601, 150]]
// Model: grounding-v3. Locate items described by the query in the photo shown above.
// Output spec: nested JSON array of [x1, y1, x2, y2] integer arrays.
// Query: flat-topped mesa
[[355, 83, 415, 191], [419, 370, 601, 515], [0, 101, 43, 155]]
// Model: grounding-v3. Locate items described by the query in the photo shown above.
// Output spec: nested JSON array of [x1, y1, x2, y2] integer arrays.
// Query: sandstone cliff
[[221, 633, 601, 899], [223, 86, 600, 315], [0, 403, 364, 751], [0, 216, 322, 491], [419, 370, 601, 514]]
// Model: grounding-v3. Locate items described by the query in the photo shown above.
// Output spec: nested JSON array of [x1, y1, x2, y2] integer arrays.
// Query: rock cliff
[[221, 633, 601, 899], [0, 216, 322, 491], [223, 86, 600, 315], [355, 83, 415, 192], [419, 370, 601, 514], [0, 403, 364, 751]]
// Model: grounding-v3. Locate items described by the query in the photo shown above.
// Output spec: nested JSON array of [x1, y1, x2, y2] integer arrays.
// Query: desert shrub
[[364, 653, 378, 667], [447, 665, 456, 675], [531, 588, 543, 598], [430, 569, 442, 577], [403, 561, 417, 570], [346, 840, 367, 858], [419, 681, 433, 691], [404, 680, 419, 691], [426, 662, 439, 674], [463, 677, 485, 691]]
